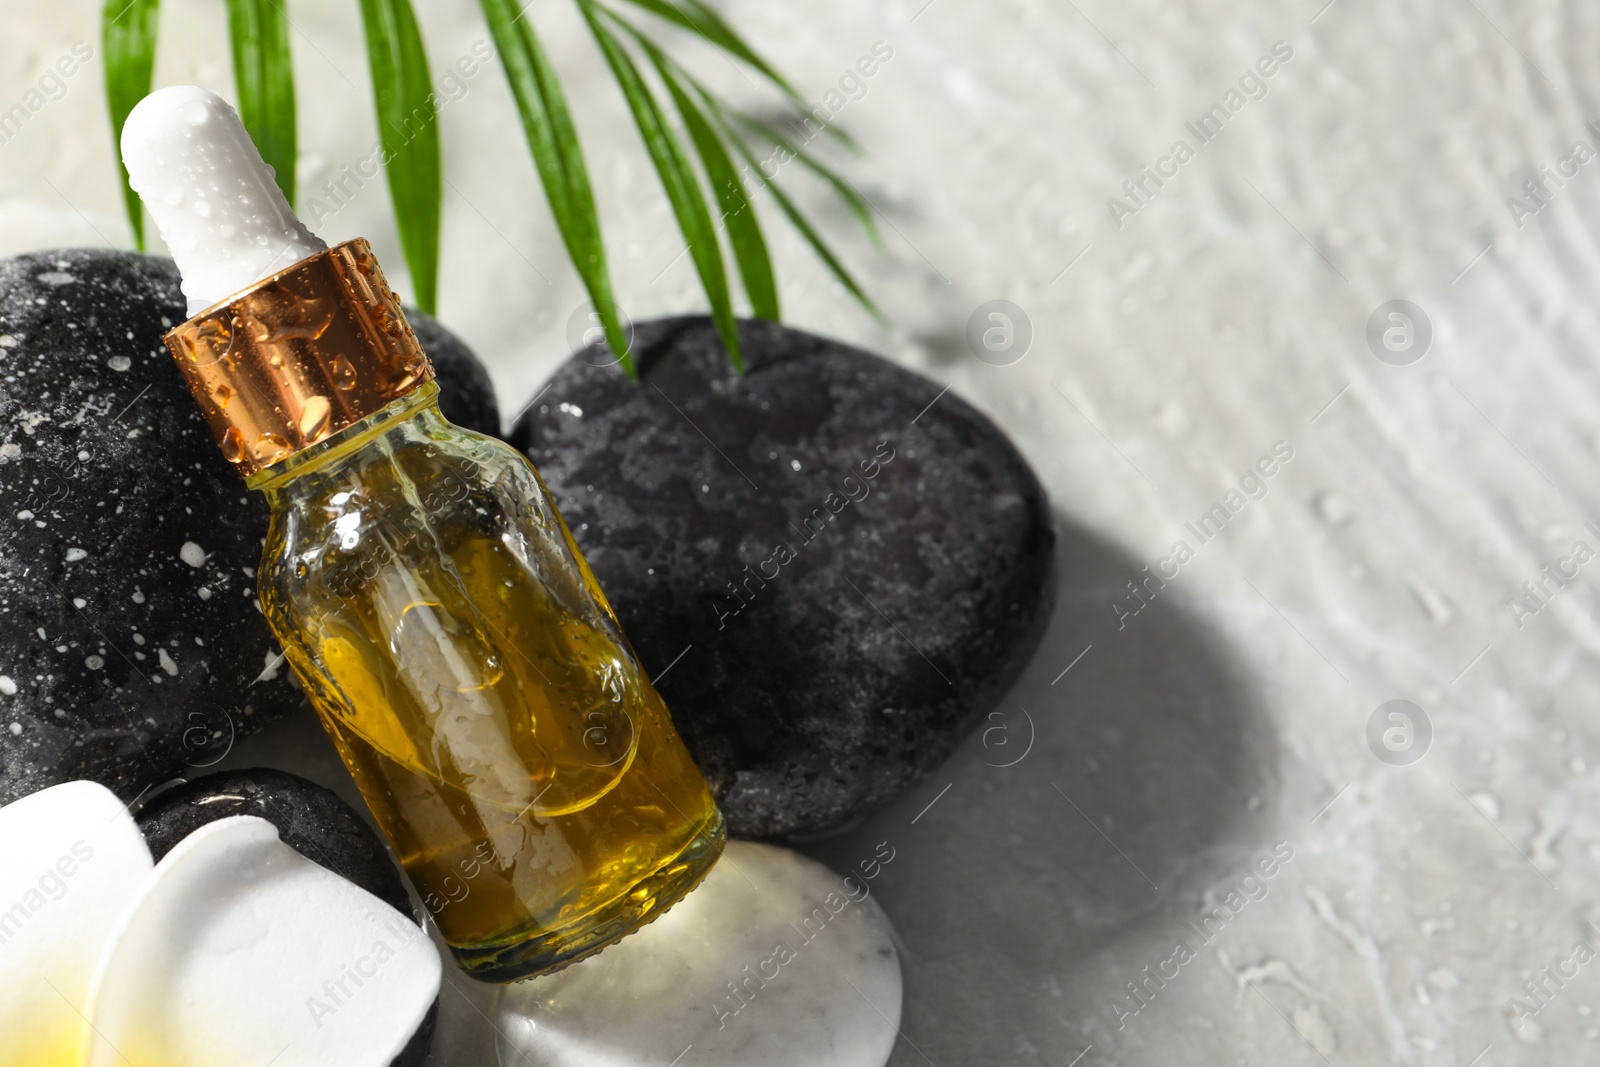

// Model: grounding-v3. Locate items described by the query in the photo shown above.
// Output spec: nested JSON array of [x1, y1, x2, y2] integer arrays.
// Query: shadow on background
[[795, 512, 1282, 1064], [211, 510, 1283, 1067]]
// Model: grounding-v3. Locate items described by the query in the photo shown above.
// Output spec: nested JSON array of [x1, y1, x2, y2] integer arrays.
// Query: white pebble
[[7, 722, 19, 736], [179, 541, 206, 568], [65, 547, 87, 562], [497, 841, 902, 1067], [84, 656, 105, 671], [0, 676, 14, 696], [158, 649, 178, 677]]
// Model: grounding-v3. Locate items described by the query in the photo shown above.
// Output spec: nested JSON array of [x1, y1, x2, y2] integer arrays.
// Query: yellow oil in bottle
[[257, 387, 723, 980]]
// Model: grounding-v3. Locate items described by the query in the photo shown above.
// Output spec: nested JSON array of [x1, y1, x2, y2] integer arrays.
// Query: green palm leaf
[[356, 0, 442, 313], [673, 74, 881, 318], [223, 0, 297, 205], [636, 39, 777, 321], [103, 0, 879, 377], [715, 107, 880, 321], [612, 1, 792, 101], [616, 0, 857, 152], [479, 0, 635, 378], [102, 0, 162, 250], [580, 2, 742, 371], [730, 112, 884, 252]]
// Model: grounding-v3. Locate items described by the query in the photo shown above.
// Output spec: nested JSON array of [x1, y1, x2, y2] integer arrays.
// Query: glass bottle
[[165, 239, 723, 981]]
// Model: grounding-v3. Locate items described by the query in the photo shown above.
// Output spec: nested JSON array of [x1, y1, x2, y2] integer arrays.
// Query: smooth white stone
[[495, 841, 902, 1067], [120, 86, 326, 316]]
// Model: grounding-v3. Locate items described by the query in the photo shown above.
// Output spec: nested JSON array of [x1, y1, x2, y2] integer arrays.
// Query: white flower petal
[[84, 815, 440, 1067], [0, 781, 153, 1065]]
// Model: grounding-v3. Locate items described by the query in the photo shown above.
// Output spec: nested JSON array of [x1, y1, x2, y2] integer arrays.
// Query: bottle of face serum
[[121, 86, 724, 981]]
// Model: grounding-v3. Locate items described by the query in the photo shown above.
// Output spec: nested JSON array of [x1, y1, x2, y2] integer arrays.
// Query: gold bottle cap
[[163, 238, 434, 478]]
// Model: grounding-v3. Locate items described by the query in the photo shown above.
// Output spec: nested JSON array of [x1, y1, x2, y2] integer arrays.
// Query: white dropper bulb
[[120, 86, 327, 317]]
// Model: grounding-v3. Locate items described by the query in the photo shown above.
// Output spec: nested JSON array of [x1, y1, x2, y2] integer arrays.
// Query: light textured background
[[6, 0, 1600, 1064]]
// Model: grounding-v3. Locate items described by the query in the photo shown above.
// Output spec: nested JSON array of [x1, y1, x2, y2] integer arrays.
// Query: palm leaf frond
[[629, 26, 778, 321], [730, 112, 884, 253], [223, 0, 297, 205], [479, 0, 636, 378], [726, 127, 883, 322], [616, 0, 858, 153], [357, 0, 442, 313], [580, 2, 742, 371], [103, 0, 161, 249], [106, 0, 881, 376]]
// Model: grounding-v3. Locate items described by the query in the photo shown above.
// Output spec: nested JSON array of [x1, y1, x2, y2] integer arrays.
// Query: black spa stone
[[509, 316, 1056, 837], [0, 249, 501, 808], [407, 306, 501, 437], [0, 249, 297, 805], [136, 767, 412, 914], [136, 768, 437, 1067]]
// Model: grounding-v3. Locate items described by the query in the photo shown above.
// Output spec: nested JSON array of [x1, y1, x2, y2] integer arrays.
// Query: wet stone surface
[[511, 317, 1056, 838], [0, 248, 498, 806]]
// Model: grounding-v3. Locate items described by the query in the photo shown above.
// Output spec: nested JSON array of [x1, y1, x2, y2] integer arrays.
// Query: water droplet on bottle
[[256, 432, 291, 463], [220, 427, 246, 463], [331, 355, 358, 390], [213, 382, 234, 408], [392, 353, 428, 392]]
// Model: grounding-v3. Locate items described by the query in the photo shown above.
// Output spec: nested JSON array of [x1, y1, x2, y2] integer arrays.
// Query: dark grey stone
[[0, 248, 298, 805], [0, 249, 501, 808], [135, 768, 437, 1066], [509, 316, 1055, 837], [407, 307, 501, 437], [136, 767, 413, 914]]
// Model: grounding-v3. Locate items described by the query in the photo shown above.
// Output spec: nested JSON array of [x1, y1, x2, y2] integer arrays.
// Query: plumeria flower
[[0, 781, 439, 1067]]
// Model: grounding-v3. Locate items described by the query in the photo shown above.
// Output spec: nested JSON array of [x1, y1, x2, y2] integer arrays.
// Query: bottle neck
[[252, 381, 442, 504]]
